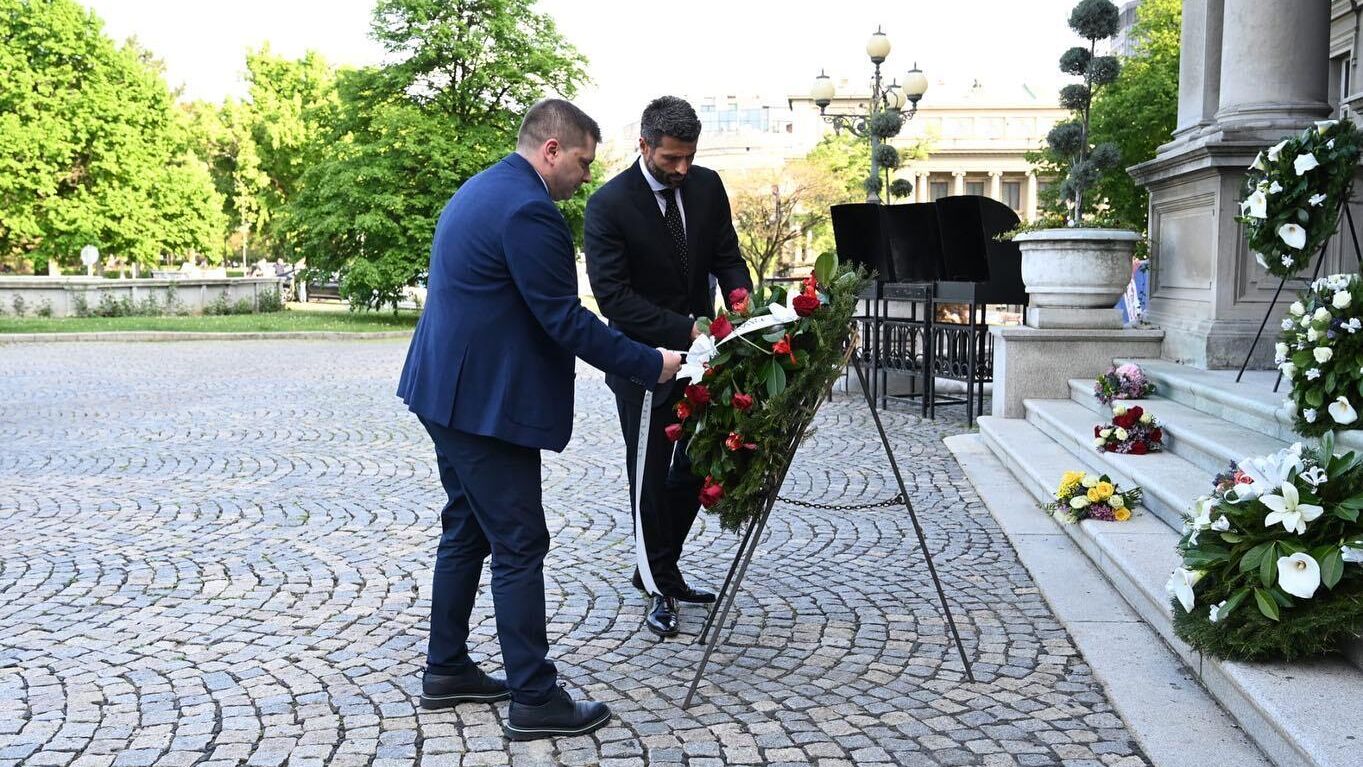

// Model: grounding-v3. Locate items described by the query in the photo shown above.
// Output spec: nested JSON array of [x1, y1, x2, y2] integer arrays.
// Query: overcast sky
[[82, 0, 1084, 132]]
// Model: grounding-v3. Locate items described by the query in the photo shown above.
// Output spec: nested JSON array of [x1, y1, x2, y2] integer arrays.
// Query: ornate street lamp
[[810, 28, 927, 203]]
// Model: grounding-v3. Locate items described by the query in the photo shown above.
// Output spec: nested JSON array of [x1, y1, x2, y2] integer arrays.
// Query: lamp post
[[810, 28, 927, 204]]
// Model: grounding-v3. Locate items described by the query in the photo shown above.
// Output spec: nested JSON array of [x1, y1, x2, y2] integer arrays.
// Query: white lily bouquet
[[1169, 433, 1363, 661], [1236, 119, 1361, 279], [1278, 273, 1363, 437]]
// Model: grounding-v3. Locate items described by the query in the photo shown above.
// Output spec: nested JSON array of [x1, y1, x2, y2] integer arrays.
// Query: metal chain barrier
[[774, 492, 905, 511]]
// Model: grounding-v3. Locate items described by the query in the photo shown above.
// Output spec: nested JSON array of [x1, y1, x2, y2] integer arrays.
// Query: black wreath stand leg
[[1238, 199, 1363, 384]]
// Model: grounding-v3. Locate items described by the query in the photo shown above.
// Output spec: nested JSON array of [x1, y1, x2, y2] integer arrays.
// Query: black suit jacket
[[585, 161, 752, 402]]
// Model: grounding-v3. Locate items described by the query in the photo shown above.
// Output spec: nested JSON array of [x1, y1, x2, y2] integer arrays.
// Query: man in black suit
[[584, 96, 753, 638]]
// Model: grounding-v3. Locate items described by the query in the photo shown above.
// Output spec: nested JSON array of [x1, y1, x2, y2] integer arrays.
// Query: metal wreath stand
[[679, 328, 975, 709], [1236, 194, 1363, 386]]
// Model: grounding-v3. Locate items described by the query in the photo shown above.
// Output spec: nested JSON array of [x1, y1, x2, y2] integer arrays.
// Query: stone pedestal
[[990, 326, 1166, 418], [1129, 0, 1333, 369]]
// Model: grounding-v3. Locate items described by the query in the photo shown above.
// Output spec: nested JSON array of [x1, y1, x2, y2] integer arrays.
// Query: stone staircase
[[966, 358, 1363, 767]]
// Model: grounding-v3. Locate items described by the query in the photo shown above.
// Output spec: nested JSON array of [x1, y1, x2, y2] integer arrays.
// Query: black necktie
[[661, 187, 689, 282]]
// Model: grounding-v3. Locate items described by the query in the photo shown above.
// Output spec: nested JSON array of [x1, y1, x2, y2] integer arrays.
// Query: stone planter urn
[[1014, 227, 1140, 329]]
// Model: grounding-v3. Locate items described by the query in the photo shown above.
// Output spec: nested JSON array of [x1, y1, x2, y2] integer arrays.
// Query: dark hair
[[640, 96, 701, 147], [518, 99, 601, 150]]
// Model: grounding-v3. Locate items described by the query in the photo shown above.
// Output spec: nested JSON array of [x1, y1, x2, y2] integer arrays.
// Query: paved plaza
[[0, 340, 1149, 767]]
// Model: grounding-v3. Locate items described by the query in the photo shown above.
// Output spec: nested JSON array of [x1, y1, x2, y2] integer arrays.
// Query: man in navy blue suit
[[397, 99, 682, 741]]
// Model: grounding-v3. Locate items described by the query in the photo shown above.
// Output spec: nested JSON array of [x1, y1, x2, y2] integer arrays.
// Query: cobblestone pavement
[[0, 340, 1150, 767]]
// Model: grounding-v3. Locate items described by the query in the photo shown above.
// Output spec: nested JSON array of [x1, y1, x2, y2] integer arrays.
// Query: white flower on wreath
[[1342, 545, 1363, 564], [1239, 449, 1301, 498], [1211, 515, 1231, 532], [1278, 223, 1307, 250], [1113, 427, 1129, 441], [1282, 255, 1295, 268], [1208, 599, 1227, 623], [1241, 189, 1268, 219], [1268, 180, 1284, 194], [1250, 152, 1267, 171], [1310, 193, 1328, 207], [1304, 407, 1318, 423], [1283, 399, 1297, 417], [1109, 495, 1126, 510], [1329, 396, 1358, 425], [1139, 412, 1154, 425], [1334, 290, 1352, 309], [1166, 568, 1203, 613], [1348, 318, 1362, 333], [1314, 347, 1334, 364], [1305, 367, 1321, 381], [1300, 465, 1329, 488], [1277, 553, 1321, 599], [1112, 404, 1128, 417], [1307, 327, 1321, 342], [1070, 496, 1090, 509], [1328, 138, 1336, 149], [1282, 318, 1296, 330], [1276, 341, 1290, 357], [1294, 153, 1320, 176], [1261, 482, 1324, 535], [1313, 307, 1331, 323], [1100, 428, 1113, 438], [1081, 474, 1100, 489], [1316, 120, 1339, 135], [1186, 496, 1215, 545], [1267, 139, 1289, 161], [1093, 437, 1105, 448], [1279, 361, 1297, 379]]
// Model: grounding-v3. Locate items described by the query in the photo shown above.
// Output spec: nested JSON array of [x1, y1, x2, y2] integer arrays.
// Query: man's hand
[[691, 321, 701, 341], [658, 349, 683, 382]]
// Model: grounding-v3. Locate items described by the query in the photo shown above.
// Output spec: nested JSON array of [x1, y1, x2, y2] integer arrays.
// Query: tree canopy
[[0, 0, 226, 270]]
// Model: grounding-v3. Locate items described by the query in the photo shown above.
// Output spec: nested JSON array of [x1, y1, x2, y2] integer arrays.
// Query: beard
[[644, 154, 686, 188]]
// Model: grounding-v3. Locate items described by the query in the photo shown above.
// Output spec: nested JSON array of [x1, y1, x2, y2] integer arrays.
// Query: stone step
[[1022, 398, 1210, 530], [974, 415, 1363, 767], [945, 432, 1272, 767], [1115, 358, 1363, 454], [1066, 378, 1291, 476]]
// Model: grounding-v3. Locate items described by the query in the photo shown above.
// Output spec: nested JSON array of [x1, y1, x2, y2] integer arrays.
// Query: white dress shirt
[[639, 156, 686, 234]]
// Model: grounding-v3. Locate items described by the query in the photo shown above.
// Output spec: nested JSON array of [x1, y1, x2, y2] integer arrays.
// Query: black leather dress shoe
[[645, 594, 680, 637], [503, 685, 611, 741], [420, 667, 511, 709], [632, 571, 717, 604]]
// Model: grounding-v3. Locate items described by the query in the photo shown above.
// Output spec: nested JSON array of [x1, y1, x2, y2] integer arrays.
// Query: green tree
[[1028, 0, 1180, 242], [0, 0, 226, 270], [1088, 0, 1181, 235], [281, 0, 590, 310]]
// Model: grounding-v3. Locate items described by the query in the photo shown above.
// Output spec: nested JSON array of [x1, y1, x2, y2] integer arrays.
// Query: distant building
[[787, 76, 1069, 221]]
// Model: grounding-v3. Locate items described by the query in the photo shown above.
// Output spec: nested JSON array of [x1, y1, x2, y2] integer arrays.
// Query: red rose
[[792, 293, 820, 317], [675, 400, 692, 420], [709, 314, 733, 340], [685, 383, 711, 406], [731, 392, 754, 411], [728, 287, 749, 308], [665, 423, 683, 442], [703, 365, 718, 379], [1093, 425, 1102, 438], [802, 272, 818, 297], [699, 476, 724, 508], [1113, 411, 1136, 429], [772, 334, 797, 365], [1131, 441, 1149, 455], [1128, 406, 1144, 421], [1149, 428, 1163, 444], [725, 432, 743, 451]]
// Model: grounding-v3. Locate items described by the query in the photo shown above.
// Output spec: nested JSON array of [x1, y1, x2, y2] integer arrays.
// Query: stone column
[[1025, 172, 1039, 222], [1171, 0, 1224, 142], [988, 170, 1003, 202], [1130, 0, 1333, 368], [915, 172, 931, 202], [1213, 0, 1331, 138], [952, 170, 966, 196]]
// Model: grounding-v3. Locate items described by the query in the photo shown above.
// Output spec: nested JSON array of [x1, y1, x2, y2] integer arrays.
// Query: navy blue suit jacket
[[397, 153, 662, 452]]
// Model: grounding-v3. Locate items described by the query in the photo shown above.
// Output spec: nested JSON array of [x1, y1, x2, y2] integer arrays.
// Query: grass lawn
[[0, 308, 420, 334]]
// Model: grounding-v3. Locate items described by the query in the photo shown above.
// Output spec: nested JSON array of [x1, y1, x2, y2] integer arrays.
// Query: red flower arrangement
[[1093, 404, 1165, 454]]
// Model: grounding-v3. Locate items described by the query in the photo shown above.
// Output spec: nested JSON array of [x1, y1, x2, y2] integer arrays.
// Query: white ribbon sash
[[633, 387, 661, 596]]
